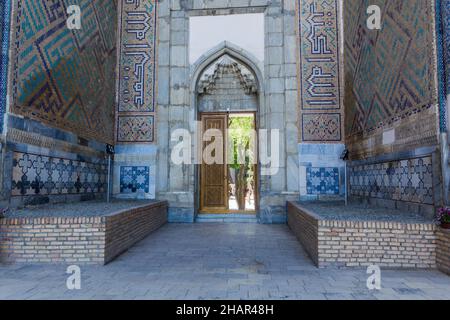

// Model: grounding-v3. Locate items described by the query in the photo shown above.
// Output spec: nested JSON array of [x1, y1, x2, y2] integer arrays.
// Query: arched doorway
[[191, 43, 264, 216]]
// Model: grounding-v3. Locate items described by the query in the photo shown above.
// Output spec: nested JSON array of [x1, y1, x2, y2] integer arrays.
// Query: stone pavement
[[1, 223, 450, 300]]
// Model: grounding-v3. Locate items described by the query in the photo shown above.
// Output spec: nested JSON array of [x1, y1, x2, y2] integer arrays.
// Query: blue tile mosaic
[[349, 156, 434, 205], [120, 166, 150, 194], [0, 0, 11, 133], [442, 0, 450, 94], [11, 0, 117, 144], [306, 167, 340, 195], [12, 152, 107, 196], [298, 0, 343, 142], [437, 0, 447, 132]]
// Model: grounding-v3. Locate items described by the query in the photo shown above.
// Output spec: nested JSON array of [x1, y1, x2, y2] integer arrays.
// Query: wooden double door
[[199, 113, 257, 214]]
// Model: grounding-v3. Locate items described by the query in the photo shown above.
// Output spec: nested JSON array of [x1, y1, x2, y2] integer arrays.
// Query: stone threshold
[[195, 213, 258, 223]]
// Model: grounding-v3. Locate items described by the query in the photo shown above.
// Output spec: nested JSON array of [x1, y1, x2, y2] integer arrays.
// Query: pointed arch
[[190, 41, 264, 95], [191, 41, 265, 218]]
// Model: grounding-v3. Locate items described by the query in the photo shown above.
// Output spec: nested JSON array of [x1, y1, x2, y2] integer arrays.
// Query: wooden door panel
[[205, 165, 224, 185], [200, 114, 228, 212], [205, 187, 225, 206]]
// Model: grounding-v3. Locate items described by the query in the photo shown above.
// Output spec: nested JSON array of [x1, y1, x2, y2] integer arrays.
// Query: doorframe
[[197, 111, 259, 215], [190, 43, 265, 220]]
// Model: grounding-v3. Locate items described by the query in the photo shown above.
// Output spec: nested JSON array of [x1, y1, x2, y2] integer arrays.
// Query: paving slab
[[1, 223, 449, 300]]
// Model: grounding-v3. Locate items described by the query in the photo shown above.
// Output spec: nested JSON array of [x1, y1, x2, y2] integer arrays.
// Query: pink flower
[[436, 207, 450, 224]]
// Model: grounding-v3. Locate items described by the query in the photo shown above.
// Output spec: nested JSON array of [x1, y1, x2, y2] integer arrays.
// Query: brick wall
[[437, 228, 450, 275], [287, 202, 319, 265], [318, 220, 436, 269], [288, 202, 437, 269], [0, 217, 105, 264], [0, 202, 168, 264], [105, 202, 167, 263]]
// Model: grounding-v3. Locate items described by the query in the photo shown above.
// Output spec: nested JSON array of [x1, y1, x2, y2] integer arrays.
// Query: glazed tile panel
[[11, 152, 107, 197], [120, 166, 150, 194], [306, 167, 339, 195], [444, 0, 450, 93], [349, 157, 434, 205], [302, 114, 341, 142], [0, 0, 11, 133], [117, 115, 154, 143], [344, 0, 436, 140], [297, 0, 342, 142], [11, 0, 117, 144], [117, 0, 157, 143]]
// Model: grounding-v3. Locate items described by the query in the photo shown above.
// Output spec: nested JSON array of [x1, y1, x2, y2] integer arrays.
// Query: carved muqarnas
[[197, 55, 258, 113], [198, 55, 257, 95]]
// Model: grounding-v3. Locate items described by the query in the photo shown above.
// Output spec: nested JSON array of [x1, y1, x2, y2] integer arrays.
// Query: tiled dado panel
[[116, 0, 157, 143], [306, 167, 339, 195], [0, 0, 11, 133], [11, 152, 107, 197], [120, 166, 150, 194], [299, 144, 345, 199], [349, 156, 434, 205], [113, 145, 156, 199], [297, 0, 343, 142], [11, 0, 117, 144]]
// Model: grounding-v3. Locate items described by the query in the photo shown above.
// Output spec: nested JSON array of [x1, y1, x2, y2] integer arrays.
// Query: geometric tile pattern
[[442, 0, 450, 94], [441, 0, 450, 131], [349, 156, 434, 205], [117, 115, 154, 143], [0, 0, 11, 134], [344, 0, 436, 139], [11, 152, 107, 197], [297, 0, 342, 142], [306, 167, 340, 195], [11, 0, 117, 144], [302, 113, 341, 142], [117, 0, 157, 143], [120, 166, 150, 194]]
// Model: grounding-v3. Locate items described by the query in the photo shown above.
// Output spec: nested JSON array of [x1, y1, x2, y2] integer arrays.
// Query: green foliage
[[228, 116, 255, 210], [228, 116, 254, 170]]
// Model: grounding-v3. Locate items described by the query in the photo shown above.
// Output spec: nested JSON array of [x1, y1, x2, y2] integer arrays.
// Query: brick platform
[[0, 201, 168, 264], [437, 228, 450, 275], [287, 202, 437, 269]]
